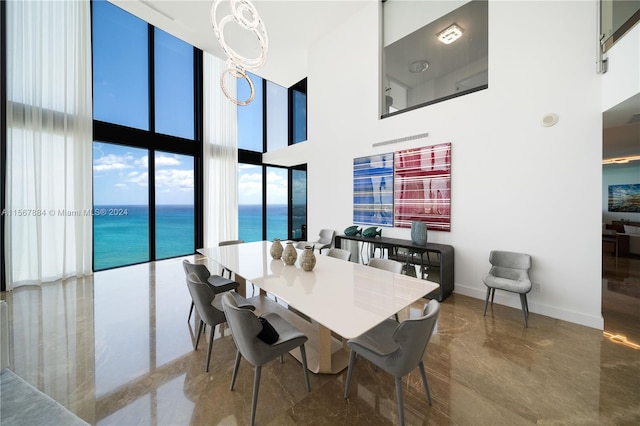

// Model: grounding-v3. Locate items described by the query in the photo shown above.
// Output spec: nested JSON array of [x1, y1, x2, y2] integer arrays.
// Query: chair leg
[[395, 376, 405, 426], [188, 301, 194, 322], [230, 350, 241, 391], [250, 366, 262, 426], [394, 313, 399, 321], [418, 361, 432, 405], [195, 320, 204, 350], [520, 294, 529, 327], [300, 344, 311, 392], [343, 350, 357, 399], [483, 287, 491, 316], [490, 288, 496, 303], [205, 325, 215, 372]]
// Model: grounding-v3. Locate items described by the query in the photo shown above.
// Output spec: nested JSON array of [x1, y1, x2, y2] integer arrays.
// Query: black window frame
[[289, 78, 307, 144], [238, 76, 308, 241], [91, 4, 203, 271]]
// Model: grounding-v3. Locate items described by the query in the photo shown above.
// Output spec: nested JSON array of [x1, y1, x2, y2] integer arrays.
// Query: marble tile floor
[[1, 253, 638, 425]]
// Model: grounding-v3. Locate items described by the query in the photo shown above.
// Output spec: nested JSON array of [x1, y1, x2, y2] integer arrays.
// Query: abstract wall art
[[353, 153, 394, 226], [608, 184, 640, 212], [394, 142, 451, 231]]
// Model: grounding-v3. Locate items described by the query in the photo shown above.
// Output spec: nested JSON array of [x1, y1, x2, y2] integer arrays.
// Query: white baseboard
[[453, 284, 604, 330]]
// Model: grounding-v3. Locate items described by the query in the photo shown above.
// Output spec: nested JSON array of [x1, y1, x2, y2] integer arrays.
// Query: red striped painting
[[394, 143, 451, 231]]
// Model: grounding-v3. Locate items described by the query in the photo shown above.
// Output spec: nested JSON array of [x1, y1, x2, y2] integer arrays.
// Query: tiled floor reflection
[[2, 253, 639, 425]]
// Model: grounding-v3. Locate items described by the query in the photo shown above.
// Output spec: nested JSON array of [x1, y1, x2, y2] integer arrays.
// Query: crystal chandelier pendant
[[210, 0, 269, 105]]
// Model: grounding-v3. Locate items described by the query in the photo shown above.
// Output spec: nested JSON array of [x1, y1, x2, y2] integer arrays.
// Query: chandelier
[[210, 0, 269, 106]]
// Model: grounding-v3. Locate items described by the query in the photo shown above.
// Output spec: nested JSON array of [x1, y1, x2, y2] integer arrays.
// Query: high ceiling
[[110, 0, 639, 161], [110, 0, 370, 88]]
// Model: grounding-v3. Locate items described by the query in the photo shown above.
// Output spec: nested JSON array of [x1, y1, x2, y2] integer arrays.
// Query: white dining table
[[197, 241, 439, 374]]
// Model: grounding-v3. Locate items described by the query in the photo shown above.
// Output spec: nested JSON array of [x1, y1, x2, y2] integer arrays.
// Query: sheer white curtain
[[5, 1, 93, 289], [203, 53, 239, 247]]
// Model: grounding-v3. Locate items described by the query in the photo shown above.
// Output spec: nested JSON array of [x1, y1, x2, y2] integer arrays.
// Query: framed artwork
[[353, 153, 394, 226], [394, 143, 451, 231], [608, 184, 640, 212]]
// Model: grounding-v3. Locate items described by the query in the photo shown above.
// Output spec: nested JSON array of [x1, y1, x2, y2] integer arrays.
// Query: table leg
[[318, 324, 332, 373], [235, 275, 247, 298]]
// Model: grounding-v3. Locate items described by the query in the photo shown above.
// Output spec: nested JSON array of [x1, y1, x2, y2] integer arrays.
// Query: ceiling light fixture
[[437, 23, 464, 44], [210, 0, 269, 105], [602, 155, 640, 165], [409, 60, 429, 73]]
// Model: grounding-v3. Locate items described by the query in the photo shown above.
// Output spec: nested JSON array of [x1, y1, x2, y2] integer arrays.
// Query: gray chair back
[[388, 300, 440, 377], [488, 250, 531, 282], [368, 258, 403, 274], [221, 293, 270, 366], [326, 248, 352, 261], [186, 273, 226, 327], [183, 259, 211, 283], [219, 240, 244, 246], [318, 229, 335, 245]]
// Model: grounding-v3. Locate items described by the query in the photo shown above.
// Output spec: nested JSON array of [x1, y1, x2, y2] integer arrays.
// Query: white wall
[[267, 1, 604, 328]]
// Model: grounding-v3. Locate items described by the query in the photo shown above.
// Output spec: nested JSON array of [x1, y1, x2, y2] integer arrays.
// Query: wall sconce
[[210, 0, 269, 105], [437, 23, 464, 44]]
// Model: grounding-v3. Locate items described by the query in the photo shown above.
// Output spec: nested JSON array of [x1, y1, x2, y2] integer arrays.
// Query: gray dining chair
[[344, 299, 440, 426], [309, 229, 336, 253], [185, 272, 254, 372], [368, 258, 404, 321], [482, 250, 532, 327], [183, 259, 239, 323], [218, 240, 245, 278], [221, 293, 311, 426], [325, 248, 352, 261], [368, 257, 403, 274]]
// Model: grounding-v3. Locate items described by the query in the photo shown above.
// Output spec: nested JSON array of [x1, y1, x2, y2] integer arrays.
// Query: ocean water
[[239, 204, 290, 242], [93, 205, 194, 270], [94, 204, 298, 270]]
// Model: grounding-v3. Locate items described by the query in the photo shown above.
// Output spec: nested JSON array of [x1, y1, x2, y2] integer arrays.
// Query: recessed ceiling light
[[437, 24, 464, 44], [409, 60, 429, 73]]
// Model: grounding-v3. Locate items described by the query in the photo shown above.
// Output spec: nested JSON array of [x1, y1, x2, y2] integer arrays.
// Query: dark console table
[[334, 234, 454, 301]]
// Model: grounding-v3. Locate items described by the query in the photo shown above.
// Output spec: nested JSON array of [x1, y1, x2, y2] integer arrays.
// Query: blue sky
[[238, 164, 288, 205], [93, 144, 287, 206], [93, 143, 194, 206]]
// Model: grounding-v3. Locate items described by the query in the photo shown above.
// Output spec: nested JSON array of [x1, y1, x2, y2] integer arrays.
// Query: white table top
[[198, 241, 439, 339]]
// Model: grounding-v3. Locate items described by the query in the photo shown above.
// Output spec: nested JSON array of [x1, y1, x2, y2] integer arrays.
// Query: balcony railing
[[601, 0, 640, 53]]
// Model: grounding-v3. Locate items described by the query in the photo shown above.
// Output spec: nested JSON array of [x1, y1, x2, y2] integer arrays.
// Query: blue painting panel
[[353, 153, 394, 226]]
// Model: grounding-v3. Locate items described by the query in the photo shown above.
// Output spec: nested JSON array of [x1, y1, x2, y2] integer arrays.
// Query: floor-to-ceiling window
[[291, 78, 307, 144], [238, 164, 263, 242], [237, 72, 307, 242], [92, 0, 201, 270], [292, 167, 307, 239], [266, 166, 288, 240], [266, 81, 288, 151]]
